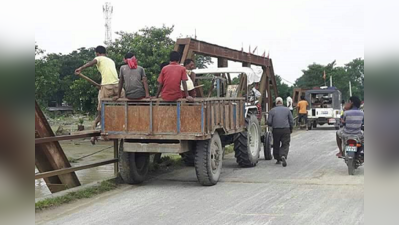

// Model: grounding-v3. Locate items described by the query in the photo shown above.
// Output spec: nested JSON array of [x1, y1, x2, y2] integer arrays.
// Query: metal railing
[[35, 131, 119, 180]]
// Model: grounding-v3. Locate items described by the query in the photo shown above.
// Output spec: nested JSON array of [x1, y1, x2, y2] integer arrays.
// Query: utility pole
[[103, 2, 113, 45], [330, 75, 333, 87], [349, 81, 352, 97]]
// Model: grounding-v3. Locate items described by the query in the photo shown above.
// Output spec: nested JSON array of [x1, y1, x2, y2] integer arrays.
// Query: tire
[[119, 140, 150, 184], [346, 152, 355, 175], [180, 141, 196, 166], [194, 132, 223, 186], [234, 114, 261, 167], [263, 132, 273, 160], [335, 126, 340, 130], [308, 123, 313, 130]]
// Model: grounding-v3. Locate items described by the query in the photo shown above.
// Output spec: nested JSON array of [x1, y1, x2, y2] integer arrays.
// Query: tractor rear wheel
[[234, 114, 261, 167]]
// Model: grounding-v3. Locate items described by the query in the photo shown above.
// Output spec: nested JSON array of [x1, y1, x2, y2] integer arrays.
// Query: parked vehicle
[[305, 87, 342, 130], [101, 67, 272, 186], [342, 136, 364, 175]]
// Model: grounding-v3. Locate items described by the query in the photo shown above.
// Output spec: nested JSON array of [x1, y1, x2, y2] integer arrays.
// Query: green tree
[[294, 59, 364, 100], [106, 26, 175, 95], [275, 75, 293, 100], [59, 48, 100, 113], [35, 46, 62, 107], [35, 26, 214, 114]]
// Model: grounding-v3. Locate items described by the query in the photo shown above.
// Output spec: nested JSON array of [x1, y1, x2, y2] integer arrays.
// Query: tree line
[[35, 25, 363, 114], [35, 26, 211, 114], [293, 59, 364, 101]]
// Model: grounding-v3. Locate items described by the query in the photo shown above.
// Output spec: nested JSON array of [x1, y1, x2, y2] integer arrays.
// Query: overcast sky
[[34, 0, 364, 84]]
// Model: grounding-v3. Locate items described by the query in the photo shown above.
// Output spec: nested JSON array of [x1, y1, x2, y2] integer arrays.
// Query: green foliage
[[35, 180, 117, 211], [231, 76, 240, 85], [78, 118, 84, 125], [275, 74, 293, 100], [35, 58, 60, 106], [195, 55, 213, 69], [294, 58, 364, 100], [35, 26, 215, 114], [106, 26, 175, 95]]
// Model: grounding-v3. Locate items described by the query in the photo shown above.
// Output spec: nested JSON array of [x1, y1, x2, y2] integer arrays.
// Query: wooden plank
[[35, 131, 100, 144], [35, 101, 81, 193], [176, 38, 272, 67], [222, 100, 226, 128], [103, 97, 245, 102], [258, 67, 268, 110], [123, 143, 187, 153], [180, 41, 191, 63], [207, 101, 211, 133], [227, 101, 233, 130], [181, 104, 202, 133], [104, 105, 125, 132], [153, 105, 177, 133], [35, 159, 118, 180], [105, 133, 213, 141], [127, 105, 150, 133]]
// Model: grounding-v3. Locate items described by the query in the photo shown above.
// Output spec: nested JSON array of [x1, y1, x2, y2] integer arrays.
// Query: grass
[[67, 157, 79, 163], [149, 155, 184, 172], [224, 145, 234, 155], [35, 180, 117, 211]]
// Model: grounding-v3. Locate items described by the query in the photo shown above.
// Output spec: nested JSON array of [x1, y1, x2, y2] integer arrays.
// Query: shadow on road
[[311, 125, 337, 131]]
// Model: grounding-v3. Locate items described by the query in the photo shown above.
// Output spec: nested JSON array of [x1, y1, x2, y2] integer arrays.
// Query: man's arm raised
[[75, 59, 97, 74]]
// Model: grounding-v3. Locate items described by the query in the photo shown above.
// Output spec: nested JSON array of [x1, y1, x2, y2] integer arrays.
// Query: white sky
[[34, 0, 364, 84]]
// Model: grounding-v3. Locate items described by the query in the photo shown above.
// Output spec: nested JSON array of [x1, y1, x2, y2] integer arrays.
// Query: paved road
[[36, 127, 364, 225]]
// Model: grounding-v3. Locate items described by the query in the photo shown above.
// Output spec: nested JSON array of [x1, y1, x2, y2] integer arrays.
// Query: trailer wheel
[[195, 132, 223, 186], [119, 140, 150, 184], [263, 132, 273, 160], [180, 141, 196, 167], [234, 114, 261, 167]]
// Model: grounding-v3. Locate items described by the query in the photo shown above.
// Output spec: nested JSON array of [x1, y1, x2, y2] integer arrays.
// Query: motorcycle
[[343, 136, 364, 175]]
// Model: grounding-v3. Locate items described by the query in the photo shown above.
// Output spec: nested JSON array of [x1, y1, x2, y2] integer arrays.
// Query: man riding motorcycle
[[336, 96, 364, 158]]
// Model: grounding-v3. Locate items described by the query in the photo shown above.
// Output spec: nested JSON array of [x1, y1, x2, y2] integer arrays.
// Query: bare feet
[[336, 152, 343, 158], [90, 136, 98, 145]]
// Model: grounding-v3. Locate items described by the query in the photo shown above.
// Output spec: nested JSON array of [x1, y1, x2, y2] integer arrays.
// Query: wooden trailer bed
[[101, 98, 246, 141]]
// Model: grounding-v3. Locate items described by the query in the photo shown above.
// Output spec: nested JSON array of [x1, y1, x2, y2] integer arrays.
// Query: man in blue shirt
[[336, 96, 364, 158]]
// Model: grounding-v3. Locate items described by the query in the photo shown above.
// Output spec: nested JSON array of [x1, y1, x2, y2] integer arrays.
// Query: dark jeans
[[272, 128, 291, 160], [298, 113, 308, 124]]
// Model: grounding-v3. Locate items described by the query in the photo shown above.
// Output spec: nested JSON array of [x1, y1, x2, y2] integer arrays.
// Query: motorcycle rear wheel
[[347, 157, 355, 175]]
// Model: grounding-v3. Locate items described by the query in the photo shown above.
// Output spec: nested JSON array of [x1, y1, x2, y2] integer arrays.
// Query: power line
[[280, 77, 295, 85]]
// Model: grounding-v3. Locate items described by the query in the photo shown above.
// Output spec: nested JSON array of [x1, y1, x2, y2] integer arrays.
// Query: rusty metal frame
[[174, 38, 279, 113]]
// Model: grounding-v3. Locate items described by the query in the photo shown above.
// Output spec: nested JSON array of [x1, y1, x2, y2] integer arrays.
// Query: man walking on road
[[297, 95, 309, 130], [286, 93, 293, 115], [268, 97, 294, 167]]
